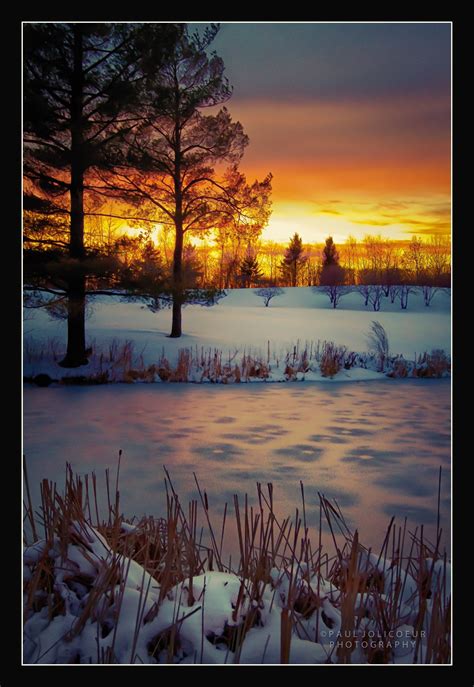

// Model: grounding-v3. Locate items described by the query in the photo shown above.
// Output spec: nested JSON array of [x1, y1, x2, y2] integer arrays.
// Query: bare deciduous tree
[[399, 284, 417, 310], [421, 284, 439, 307], [367, 284, 384, 311], [319, 285, 352, 309], [388, 284, 401, 304], [255, 286, 284, 307]]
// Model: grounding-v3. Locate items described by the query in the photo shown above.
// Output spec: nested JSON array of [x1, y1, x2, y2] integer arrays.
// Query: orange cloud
[[229, 95, 450, 241]]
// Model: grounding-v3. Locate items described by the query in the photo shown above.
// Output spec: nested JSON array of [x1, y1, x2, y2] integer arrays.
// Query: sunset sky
[[202, 22, 451, 243]]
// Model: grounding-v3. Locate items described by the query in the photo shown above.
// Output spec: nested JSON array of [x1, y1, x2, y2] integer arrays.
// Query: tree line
[[271, 233, 451, 289], [27, 218, 448, 290], [255, 234, 450, 310]]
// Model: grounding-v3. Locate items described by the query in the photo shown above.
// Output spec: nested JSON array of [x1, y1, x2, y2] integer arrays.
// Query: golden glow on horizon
[[115, 200, 450, 247], [226, 96, 450, 243], [260, 197, 451, 244], [95, 90, 451, 246], [106, 95, 451, 245]]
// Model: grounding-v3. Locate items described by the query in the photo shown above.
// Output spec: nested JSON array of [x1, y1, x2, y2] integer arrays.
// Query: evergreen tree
[[23, 23, 181, 366], [320, 236, 345, 286], [322, 236, 339, 268], [119, 240, 167, 312], [280, 233, 306, 287], [240, 253, 263, 288], [98, 24, 272, 337], [182, 245, 204, 289]]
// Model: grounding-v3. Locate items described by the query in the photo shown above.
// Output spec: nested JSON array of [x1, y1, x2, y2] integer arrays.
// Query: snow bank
[[23, 520, 450, 664]]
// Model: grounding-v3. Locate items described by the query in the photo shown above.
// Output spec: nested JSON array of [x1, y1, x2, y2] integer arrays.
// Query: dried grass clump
[[241, 354, 270, 381], [283, 343, 311, 380], [387, 357, 409, 378], [24, 337, 64, 364], [414, 350, 451, 378], [172, 349, 192, 382], [123, 365, 157, 383], [298, 348, 310, 373], [366, 321, 389, 372], [157, 358, 172, 381], [320, 342, 346, 378]]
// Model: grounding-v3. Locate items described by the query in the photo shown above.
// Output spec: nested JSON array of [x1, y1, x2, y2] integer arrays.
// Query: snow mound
[[23, 521, 450, 664]]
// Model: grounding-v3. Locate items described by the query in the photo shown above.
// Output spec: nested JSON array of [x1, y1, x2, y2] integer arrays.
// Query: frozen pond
[[23, 379, 451, 553]]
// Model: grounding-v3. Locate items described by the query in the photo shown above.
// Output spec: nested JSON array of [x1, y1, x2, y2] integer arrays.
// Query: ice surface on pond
[[23, 378, 451, 553]]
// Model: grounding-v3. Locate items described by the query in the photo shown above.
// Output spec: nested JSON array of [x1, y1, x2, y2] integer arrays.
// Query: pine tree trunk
[[170, 105, 185, 339], [170, 205, 184, 338], [60, 276, 88, 367], [60, 25, 88, 368], [170, 226, 184, 337], [170, 296, 182, 338], [219, 241, 225, 290]]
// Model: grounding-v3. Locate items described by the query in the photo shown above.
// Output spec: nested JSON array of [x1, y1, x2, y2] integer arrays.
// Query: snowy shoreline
[[24, 367, 450, 387], [24, 287, 451, 385], [24, 340, 450, 386]]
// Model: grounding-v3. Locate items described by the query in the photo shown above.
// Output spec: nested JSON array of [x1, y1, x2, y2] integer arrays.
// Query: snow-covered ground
[[23, 287, 451, 382]]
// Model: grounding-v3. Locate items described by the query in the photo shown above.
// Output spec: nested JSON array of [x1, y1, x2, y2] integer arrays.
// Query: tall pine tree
[[320, 236, 345, 286], [23, 23, 181, 365], [240, 252, 263, 287], [94, 24, 272, 337], [280, 232, 306, 287]]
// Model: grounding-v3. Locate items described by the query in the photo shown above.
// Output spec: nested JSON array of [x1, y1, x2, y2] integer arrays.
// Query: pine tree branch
[[24, 138, 69, 154], [82, 32, 134, 76]]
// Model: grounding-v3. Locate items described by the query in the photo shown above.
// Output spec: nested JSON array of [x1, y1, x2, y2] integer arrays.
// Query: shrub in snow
[[319, 341, 346, 378], [414, 350, 450, 378], [343, 351, 358, 370], [387, 356, 410, 378], [255, 286, 284, 306]]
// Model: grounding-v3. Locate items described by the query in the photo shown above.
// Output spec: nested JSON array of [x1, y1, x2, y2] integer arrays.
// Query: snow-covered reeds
[[24, 335, 450, 385], [23, 461, 451, 664], [367, 321, 390, 372]]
